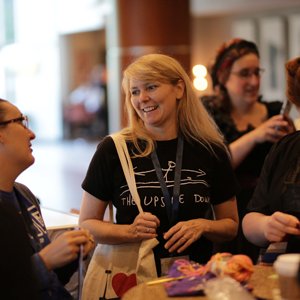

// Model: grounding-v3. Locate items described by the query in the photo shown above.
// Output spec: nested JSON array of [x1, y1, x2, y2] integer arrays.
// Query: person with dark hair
[[243, 57, 300, 254], [0, 98, 94, 299], [202, 38, 294, 262], [80, 53, 239, 277]]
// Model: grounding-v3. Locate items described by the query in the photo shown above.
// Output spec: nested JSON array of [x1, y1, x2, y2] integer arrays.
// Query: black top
[[247, 131, 300, 254], [202, 96, 282, 261], [0, 198, 39, 300], [247, 131, 300, 215], [202, 96, 282, 211], [82, 136, 238, 269], [0, 183, 75, 299]]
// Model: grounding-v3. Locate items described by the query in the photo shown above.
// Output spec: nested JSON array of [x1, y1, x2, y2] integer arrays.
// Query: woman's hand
[[39, 228, 94, 270], [252, 115, 294, 144], [230, 115, 294, 168], [263, 211, 300, 243], [129, 212, 160, 241], [163, 219, 208, 254]]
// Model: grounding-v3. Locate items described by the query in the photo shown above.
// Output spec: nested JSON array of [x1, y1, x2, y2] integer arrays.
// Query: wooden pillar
[[106, 0, 191, 130]]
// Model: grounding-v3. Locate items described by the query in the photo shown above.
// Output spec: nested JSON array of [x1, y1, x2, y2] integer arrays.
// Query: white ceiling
[[190, 0, 300, 16]]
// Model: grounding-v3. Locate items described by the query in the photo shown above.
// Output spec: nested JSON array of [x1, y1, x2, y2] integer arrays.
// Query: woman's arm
[[242, 211, 300, 247], [79, 191, 160, 244], [230, 115, 292, 168], [164, 197, 238, 254], [229, 130, 258, 168], [204, 197, 239, 242]]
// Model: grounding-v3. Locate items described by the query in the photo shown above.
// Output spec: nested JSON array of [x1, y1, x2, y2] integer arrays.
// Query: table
[[41, 207, 79, 230], [122, 265, 280, 300], [41, 206, 80, 243], [41, 207, 82, 297]]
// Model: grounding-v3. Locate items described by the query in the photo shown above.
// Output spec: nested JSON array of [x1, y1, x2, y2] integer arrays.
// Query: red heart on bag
[[112, 273, 137, 297]]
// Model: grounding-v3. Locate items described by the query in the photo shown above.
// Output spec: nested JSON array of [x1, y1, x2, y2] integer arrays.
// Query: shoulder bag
[[81, 133, 159, 300]]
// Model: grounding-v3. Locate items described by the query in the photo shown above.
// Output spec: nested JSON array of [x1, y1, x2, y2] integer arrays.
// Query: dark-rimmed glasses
[[231, 67, 265, 79], [0, 115, 29, 129]]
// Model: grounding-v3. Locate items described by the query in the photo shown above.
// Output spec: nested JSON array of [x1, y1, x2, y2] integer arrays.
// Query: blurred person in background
[[64, 64, 108, 139], [201, 38, 294, 262]]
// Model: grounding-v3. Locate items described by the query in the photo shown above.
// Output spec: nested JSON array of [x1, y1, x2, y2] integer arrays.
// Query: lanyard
[[151, 135, 184, 226]]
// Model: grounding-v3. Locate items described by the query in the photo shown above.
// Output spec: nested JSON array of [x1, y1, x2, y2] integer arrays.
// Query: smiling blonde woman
[[80, 54, 239, 281]]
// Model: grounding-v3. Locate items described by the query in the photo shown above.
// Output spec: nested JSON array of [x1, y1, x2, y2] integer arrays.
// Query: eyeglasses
[[231, 67, 265, 79], [0, 115, 29, 129]]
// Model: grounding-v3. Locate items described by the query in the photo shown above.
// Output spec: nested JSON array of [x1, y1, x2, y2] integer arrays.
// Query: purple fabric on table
[[167, 259, 203, 278], [164, 259, 216, 297], [164, 272, 216, 297]]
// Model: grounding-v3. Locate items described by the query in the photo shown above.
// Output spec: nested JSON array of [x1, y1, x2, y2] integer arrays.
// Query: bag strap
[[111, 133, 143, 214]]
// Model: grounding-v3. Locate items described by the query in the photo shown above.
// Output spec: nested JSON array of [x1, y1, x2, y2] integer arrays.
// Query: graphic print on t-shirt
[[23, 200, 48, 247], [28, 204, 47, 237], [119, 159, 211, 208]]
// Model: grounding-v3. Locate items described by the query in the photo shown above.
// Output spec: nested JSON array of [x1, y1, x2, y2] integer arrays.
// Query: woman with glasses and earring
[[0, 98, 94, 299], [201, 38, 295, 263]]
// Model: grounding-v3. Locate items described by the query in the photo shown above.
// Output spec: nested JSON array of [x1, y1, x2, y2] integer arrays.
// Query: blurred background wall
[[1, 0, 300, 212], [1, 0, 300, 141]]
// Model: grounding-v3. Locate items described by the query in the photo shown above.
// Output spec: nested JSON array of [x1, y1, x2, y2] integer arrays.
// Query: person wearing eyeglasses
[[0, 98, 94, 299], [201, 38, 294, 263], [243, 56, 300, 258]]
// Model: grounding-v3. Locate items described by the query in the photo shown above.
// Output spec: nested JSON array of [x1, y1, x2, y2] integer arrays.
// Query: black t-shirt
[[82, 136, 238, 266], [202, 96, 282, 215], [0, 199, 39, 300], [202, 97, 282, 187], [0, 188, 49, 252], [247, 131, 300, 215], [0, 184, 75, 297]]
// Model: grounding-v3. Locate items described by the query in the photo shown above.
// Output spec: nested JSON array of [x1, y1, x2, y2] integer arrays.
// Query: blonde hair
[[120, 53, 225, 156]]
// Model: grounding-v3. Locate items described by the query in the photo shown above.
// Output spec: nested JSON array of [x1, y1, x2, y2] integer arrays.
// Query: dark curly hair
[[210, 38, 259, 89], [208, 39, 259, 113]]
